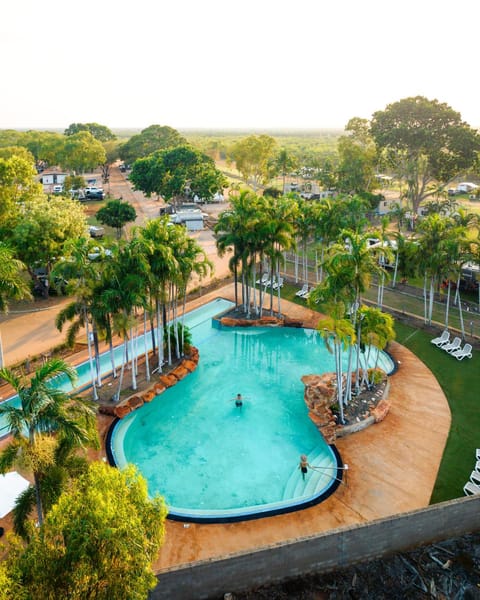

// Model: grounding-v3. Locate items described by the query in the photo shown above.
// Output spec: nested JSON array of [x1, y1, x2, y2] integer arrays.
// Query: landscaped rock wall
[[301, 374, 338, 443]]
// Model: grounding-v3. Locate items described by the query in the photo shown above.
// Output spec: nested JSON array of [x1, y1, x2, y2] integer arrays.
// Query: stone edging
[[98, 347, 200, 419]]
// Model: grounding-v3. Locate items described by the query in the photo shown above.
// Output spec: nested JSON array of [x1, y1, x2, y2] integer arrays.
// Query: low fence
[[150, 495, 480, 599]]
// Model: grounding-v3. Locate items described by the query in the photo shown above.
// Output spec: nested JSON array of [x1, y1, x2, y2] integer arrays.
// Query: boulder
[[153, 382, 166, 396], [141, 390, 155, 403], [159, 374, 178, 388], [182, 359, 197, 372], [372, 399, 390, 423], [128, 395, 144, 410], [98, 404, 116, 416], [171, 365, 189, 380], [114, 404, 132, 419]]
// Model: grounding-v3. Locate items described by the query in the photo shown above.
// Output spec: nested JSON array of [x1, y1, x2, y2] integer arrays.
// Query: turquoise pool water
[[110, 300, 395, 521]]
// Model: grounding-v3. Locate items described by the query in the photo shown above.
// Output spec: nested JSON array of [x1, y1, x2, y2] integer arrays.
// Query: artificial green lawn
[[394, 321, 479, 504]]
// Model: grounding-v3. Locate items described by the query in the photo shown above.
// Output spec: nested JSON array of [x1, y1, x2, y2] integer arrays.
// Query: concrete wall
[[150, 495, 480, 600]]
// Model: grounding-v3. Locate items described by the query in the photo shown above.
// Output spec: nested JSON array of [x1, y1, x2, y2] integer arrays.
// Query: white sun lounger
[[443, 336, 461, 354], [296, 283, 309, 298], [450, 343, 473, 361], [464, 481, 480, 496], [470, 470, 480, 486], [431, 330, 450, 347], [272, 277, 284, 290], [256, 273, 268, 285], [264, 276, 276, 288]]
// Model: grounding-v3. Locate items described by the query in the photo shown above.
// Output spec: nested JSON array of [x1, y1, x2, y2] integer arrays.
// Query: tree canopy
[[96, 199, 137, 238], [230, 134, 278, 190], [0, 462, 167, 600], [59, 131, 107, 173], [11, 195, 88, 280], [64, 122, 116, 142], [370, 96, 480, 212], [129, 145, 226, 203], [119, 124, 187, 165]]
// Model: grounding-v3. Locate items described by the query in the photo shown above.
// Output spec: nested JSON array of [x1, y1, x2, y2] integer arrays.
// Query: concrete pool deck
[[152, 283, 451, 572]]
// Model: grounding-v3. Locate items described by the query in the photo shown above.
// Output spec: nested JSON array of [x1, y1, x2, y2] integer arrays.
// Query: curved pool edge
[[105, 418, 344, 524]]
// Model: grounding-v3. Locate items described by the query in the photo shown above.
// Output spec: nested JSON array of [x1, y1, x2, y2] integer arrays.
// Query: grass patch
[[394, 321, 480, 503]]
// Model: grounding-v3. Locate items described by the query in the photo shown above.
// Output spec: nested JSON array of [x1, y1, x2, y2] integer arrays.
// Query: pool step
[[283, 445, 335, 500]]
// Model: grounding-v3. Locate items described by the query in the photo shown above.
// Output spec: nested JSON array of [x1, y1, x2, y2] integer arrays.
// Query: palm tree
[[0, 358, 97, 526], [357, 306, 395, 389], [0, 243, 32, 368], [52, 238, 111, 400]]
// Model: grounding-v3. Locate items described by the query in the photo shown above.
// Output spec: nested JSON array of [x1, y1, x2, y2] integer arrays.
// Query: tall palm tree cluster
[[52, 217, 212, 402]]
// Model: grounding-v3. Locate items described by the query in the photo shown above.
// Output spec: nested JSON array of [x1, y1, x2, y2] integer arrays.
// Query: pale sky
[[1, 0, 479, 131]]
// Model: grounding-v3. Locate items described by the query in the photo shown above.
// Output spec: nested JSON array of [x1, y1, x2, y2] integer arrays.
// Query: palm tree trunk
[[457, 275, 465, 338], [143, 312, 150, 382], [445, 281, 451, 329], [33, 471, 44, 526], [335, 342, 345, 425], [115, 338, 128, 401], [84, 314, 98, 401], [130, 326, 137, 391]]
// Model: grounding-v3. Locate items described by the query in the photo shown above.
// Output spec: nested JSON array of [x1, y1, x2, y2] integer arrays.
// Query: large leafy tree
[[64, 122, 116, 142], [0, 154, 42, 234], [0, 358, 97, 527], [59, 131, 107, 173], [129, 145, 225, 205], [119, 124, 187, 165], [337, 117, 377, 194], [230, 134, 278, 190], [1, 462, 167, 600], [370, 96, 480, 214], [11, 195, 88, 290]]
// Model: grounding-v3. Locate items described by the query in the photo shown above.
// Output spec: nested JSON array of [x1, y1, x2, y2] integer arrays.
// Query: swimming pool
[[109, 299, 395, 522]]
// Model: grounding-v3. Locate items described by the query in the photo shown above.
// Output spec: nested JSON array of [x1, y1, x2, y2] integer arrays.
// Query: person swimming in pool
[[299, 454, 310, 480], [234, 393, 243, 408]]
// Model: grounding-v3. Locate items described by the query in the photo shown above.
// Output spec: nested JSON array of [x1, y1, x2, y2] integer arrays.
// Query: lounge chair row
[[431, 331, 473, 360], [463, 449, 480, 496], [255, 274, 284, 290]]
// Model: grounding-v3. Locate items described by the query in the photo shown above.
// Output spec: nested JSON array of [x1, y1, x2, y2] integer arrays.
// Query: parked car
[[85, 187, 105, 200], [52, 184, 64, 194]]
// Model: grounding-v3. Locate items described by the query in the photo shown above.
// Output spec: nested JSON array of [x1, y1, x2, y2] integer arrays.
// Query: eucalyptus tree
[[371, 96, 480, 216], [0, 358, 97, 527], [0, 243, 31, 368], [230, 135, 278, 191]]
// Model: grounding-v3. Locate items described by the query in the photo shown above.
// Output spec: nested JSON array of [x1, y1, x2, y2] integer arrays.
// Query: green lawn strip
[[394, 321, 480, 503]]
